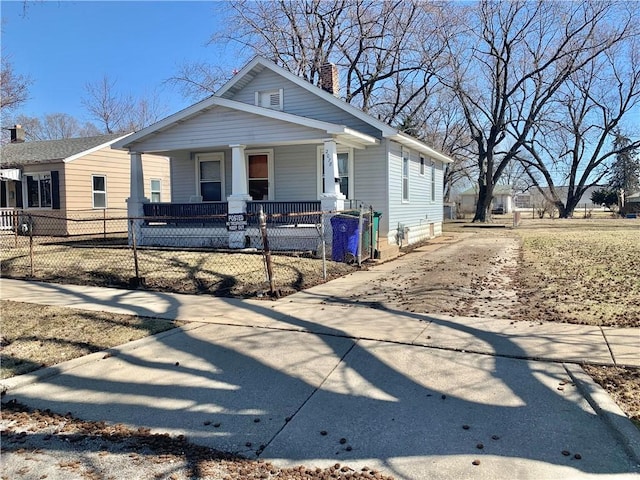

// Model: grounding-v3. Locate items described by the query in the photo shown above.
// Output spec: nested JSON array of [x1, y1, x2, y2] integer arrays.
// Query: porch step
[[375, 238, 400, 260]]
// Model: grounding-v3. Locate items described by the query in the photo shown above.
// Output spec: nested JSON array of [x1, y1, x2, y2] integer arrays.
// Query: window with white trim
[[26, 172, 52, 208], [402, 149, 410, 202], [197, 153, 225, 201], [318, 147, 354, 199], [255, 89, 283, 110], [92, 175, 107, 208], [431, 162, 436, 202], [150, 179, 162, 203], [420, 156, 425, 175]]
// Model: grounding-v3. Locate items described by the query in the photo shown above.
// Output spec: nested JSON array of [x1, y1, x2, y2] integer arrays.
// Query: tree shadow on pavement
[[2, 282, 638, 479]]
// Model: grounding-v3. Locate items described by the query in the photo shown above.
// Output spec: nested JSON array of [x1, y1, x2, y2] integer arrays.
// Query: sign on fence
[[227, 213, 247, 231]]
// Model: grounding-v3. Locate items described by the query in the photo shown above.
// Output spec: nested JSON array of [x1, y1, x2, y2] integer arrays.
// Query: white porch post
[[227, 144, 252, 248], [320, 139, 345, 212], [126, 151, 149, 245]]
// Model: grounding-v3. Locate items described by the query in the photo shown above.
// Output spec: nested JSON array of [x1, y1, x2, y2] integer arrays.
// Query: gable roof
[[114, 56, 452, 163], [1, 133, 128, 168]]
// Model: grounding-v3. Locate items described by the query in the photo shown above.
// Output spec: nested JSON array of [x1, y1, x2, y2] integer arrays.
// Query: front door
[[248, 153, 271, 200]]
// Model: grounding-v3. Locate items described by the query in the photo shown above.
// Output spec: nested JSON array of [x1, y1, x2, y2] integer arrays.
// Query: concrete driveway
[[1, 279, 639, 479]]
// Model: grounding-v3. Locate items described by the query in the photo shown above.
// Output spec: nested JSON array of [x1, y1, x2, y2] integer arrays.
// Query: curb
[[564, 363, 640, 466]]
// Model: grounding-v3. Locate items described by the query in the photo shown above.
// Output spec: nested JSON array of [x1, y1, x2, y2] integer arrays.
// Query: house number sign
[[227, 213, 247, 231]]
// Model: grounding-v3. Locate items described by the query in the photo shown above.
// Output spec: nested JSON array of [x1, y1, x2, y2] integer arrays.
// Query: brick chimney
[[320, 63, 339, 97], [10, 125, 25, 143]]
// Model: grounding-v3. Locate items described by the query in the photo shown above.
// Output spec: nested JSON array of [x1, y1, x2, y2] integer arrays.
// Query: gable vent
[[255, 89, 283, 110]]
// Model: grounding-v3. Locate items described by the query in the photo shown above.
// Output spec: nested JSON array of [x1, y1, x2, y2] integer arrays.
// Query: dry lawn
[[513, 219, 640, 327], [0, 301, 178, 379]]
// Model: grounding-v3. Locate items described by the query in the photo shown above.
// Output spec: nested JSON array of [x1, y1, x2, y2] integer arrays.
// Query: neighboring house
[[0, 129, 170, 236], [514, 185, 603, 210], [113, 56, 452, 256], [459, 185, 514, 214], [626, 191, 640, 213]]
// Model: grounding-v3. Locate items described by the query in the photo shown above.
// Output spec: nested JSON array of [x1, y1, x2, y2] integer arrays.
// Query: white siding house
[[113, 56, 452, 257]]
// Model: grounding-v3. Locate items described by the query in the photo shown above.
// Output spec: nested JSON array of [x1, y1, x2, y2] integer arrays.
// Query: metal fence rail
[[0, 207, 374, 298]]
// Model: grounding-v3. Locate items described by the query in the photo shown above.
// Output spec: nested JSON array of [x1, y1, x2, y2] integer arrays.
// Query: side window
[[420, 156, 425, 176], [402, 149, 410, 202], [92, 175, 107, 208], [431, 162, 436, 202], [150, 179, 162, 203]]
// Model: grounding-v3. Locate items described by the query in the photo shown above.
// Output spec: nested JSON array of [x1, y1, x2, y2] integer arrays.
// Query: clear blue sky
[[1, 0, 241, 124]]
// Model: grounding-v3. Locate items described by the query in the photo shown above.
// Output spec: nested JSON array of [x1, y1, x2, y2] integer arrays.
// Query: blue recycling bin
[[331, 214, 363, 262]]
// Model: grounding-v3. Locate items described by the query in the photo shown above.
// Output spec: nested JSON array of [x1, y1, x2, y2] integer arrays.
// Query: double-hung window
[[150, 179, 162, 203], [402, 149, 410, 202], [318, 148, 353, 199], [431, 162, 436, 202], [92, 175, 107, 208], [197, 153, 225, 201], [26, 173, 52, 208]]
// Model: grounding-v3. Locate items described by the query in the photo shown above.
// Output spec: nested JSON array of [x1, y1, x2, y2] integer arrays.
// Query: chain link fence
[[1, 206, 377, 298]]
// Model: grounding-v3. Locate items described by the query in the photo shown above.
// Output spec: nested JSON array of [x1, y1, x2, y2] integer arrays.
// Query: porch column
[[126, 151, 149, 245], [320, 139, 345, 212], [227, 144, 252, 248]]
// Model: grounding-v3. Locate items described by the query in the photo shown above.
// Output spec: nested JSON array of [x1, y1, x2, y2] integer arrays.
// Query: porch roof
[[113, 97, 379, 153]]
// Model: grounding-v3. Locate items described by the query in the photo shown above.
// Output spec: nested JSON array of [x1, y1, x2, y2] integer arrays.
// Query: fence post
[[103, 209, 107, 240], [259, 206, 277, 297], [28, 215, 34, 277], [320, 212, 327, 280], [369, 205, 374, 259], [357, 204, 364, 266], [13, 210, 18, 248], [129, 219, 142, 287]]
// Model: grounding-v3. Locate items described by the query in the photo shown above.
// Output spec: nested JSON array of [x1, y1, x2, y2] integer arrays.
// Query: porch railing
[[142, 201, 323, 226], [0, 208, 17, 231], [247, 201, 322, 225], [143, 202, 229, 225]]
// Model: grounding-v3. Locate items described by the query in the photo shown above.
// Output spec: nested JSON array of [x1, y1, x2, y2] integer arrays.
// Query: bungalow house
[[113, 56, 453, 257], [0, 128, 170, 236], [459, 185, 514, 214]]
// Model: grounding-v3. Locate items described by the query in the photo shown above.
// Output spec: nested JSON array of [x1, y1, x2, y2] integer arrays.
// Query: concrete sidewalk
[[1, 277, 639, 479], [1, 277, 637, 367]]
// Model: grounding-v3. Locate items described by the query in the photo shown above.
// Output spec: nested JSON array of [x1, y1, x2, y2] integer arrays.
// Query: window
[[255, 89, 283, 110], [402, 149, 410, 202], [197, 153, 225, 201], [248, 154, 269, 200], [431, 162, 436, 202], [420, 156, 425, 175], [26, 173, 52, 208], [92, 175, 107, 208], [150, 179, 162, 202], [318, 148, 353, 199]]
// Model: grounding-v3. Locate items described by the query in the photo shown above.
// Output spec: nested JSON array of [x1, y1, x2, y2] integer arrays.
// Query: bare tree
[[82, 75, 166, 134], [438, 0, 638, 222], [518, 35, 640, 218], [175, 0, 446, 123], [11, 113, 101, 141], [165, 61, 230, 102], [0, 55, 31, 112]]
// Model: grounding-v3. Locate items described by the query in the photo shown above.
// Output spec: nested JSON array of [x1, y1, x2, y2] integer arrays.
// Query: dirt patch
[[582, 365, 640, 428], [0, 301, 178, 379], [1, 400, 392, 480]]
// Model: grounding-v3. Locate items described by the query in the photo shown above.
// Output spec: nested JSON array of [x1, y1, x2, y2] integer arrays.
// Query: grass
[[0, 301, 178, 379], [513, 218, 640, 327]]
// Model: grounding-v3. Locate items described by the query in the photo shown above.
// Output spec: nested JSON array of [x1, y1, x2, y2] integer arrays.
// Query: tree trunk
[[472, 183, 493, 222]]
